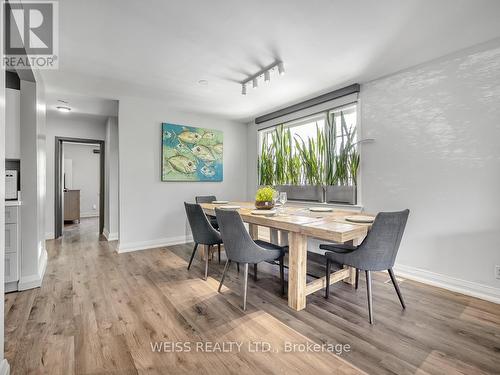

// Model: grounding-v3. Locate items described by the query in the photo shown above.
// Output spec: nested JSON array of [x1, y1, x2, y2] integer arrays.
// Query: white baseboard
[[18, 248, 47, 291], [45, 232, 55, 240], [0, 359, 10, 375], [117, 235, 193, 253], [81, 212, 99, 218], [103, 228, 119, 241], [394, 264, 500, 304]]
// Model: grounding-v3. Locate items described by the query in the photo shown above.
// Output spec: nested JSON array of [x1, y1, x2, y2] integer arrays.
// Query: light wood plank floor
[[5, 219, 361, 375], [5, 218, 500, 374]]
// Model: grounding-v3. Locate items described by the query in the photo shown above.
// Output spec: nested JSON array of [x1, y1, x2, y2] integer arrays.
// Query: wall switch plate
[[93, 204, 97, 210], [495, 265, 500, 280]]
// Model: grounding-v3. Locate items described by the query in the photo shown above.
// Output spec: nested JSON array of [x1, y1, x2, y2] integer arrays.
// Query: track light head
[[278, 62, 285, 76], [240, 60, 284, 94], [264, 70, 270, 83]]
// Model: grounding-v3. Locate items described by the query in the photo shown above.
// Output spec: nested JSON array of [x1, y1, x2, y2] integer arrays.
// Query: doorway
[[54, 137, 105, 238]]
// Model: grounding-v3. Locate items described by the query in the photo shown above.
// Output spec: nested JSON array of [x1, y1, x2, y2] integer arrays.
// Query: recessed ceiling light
[[56, 106, 71, 112], [198, 79, 208, 85]]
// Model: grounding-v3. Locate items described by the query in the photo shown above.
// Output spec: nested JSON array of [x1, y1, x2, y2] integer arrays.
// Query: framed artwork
[[161, 123, 223, 182]]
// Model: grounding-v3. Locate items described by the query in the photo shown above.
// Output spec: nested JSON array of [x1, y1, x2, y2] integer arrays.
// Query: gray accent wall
[[360, 41, 500, 296], [245, 40, 500, 301]]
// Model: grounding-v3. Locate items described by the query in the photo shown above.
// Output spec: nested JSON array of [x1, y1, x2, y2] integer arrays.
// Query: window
[[257, 102, 359, 203]]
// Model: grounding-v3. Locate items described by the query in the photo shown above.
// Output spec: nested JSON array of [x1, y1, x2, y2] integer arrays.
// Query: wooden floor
[[5, 218, 500, 374]]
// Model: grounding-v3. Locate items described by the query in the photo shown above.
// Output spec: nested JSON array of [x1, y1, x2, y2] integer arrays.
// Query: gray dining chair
[[195, 195, 219, 232], [184, 202, 223, 280], [320, 209, 409, 324], [215, 208, 286, 311]]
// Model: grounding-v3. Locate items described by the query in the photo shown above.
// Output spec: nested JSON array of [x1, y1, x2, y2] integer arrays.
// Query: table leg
[[344, 265, 357, 285], [200, 244, 209, 261], [270, 229, 289, 246], [270, 228, 279, 245], [288, 232, 307, 311], [248, 223, 259, 240]]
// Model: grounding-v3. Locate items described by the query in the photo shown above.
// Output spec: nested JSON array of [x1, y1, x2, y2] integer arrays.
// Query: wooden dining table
[[200, 201, 374, 312]]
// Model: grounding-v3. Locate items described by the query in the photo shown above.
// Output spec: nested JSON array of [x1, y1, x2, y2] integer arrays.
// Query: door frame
[[55, 137, 105, 238]]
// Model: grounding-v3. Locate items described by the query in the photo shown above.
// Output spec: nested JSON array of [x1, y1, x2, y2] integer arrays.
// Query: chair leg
[[253, 264, 258, 281], [218, 259, 230, 292], [325, 258, 331, 299], [388, 268, 406, 309], [187, 243, 198, 270], [355, 268, 359, 290], [218, 244, 221, 264], [204, 245, 210, 280], [279, 256, 285, 296], [242, 263, 249, 311], [237, 262, 240, 272], [366, 270, 373, 324]]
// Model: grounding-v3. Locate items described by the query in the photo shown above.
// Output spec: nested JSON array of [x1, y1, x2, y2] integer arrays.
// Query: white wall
[[18, 79, 48, 291], [5, 88, 20, 159], [63, 143, 101, 217], [360, 42, 500, 301], [117, 97, 247, 252], [0, 22, 8, 371], [45, 113, 106, 238], [104, 116, 119, 240]]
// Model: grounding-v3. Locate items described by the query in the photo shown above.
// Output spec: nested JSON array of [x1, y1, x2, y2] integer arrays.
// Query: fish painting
[[178, 131, 202, 144], [212, 143, 223, 155], [167, 155, 197, 174], [200, 165, 216, 177], [191, 145, 216, 162], [162, 123, 223, 181]]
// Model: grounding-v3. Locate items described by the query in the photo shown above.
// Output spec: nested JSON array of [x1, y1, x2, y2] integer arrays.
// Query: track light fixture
[[241, 60, 285, 95]]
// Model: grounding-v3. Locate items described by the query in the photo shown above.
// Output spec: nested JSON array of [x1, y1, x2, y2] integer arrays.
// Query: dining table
[[200, 201, 374, 312]]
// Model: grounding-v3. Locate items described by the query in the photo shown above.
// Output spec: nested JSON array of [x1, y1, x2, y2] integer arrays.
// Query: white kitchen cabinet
[[5, 203, 21, 292], [5, 252, 18, 283]]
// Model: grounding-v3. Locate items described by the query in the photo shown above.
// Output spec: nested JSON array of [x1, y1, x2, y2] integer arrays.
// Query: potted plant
[[258, 138, 274, 186], [324, 111, 357, 205], [255, 186, 276, 210], [286, 124, 325, 202]]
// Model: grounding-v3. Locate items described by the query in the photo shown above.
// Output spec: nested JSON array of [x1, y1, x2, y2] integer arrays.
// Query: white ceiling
[[40, 0, 500, 122], [46, 92, 118, 119]]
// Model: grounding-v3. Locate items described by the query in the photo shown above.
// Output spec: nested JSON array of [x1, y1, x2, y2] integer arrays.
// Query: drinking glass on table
[[272, 189, 279, 206], [279, 192, 287, 213]]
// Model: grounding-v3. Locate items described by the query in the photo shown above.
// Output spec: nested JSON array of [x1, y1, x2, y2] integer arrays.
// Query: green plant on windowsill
[[255, 186, 276, 210]]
